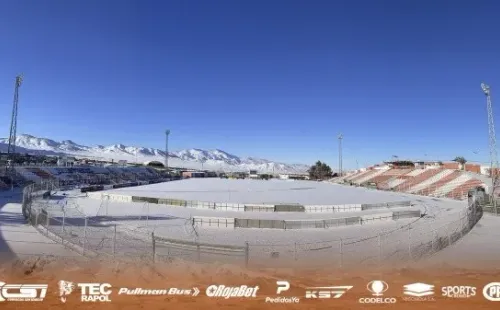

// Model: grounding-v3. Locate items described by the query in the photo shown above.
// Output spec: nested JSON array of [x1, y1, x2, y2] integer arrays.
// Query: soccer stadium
[[1, 160, 484, 269]]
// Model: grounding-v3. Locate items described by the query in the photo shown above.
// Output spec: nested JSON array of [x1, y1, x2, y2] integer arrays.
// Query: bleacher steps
[[431, 173, 473, 197], [408, 169, 454, 193], [355, 168, 390, 184]]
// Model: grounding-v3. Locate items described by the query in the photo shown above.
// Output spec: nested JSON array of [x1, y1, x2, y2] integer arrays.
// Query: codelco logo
[[0, 281, 47, 302], [358, 280, 397, 304], [206, 285, 259, 299]]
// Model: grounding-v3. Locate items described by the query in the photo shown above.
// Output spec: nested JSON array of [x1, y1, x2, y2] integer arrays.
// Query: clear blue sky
[[1, 0, 500, 169]]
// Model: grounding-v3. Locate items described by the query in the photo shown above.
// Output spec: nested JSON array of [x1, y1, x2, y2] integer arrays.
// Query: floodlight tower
[[482, 82, 498, 213], [165, 129, 170, 172], [338, 133, 343, 176], [7, 75, 23, 163]]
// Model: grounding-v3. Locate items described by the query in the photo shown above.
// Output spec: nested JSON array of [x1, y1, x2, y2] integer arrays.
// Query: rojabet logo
[[206, 285, 259, 299]]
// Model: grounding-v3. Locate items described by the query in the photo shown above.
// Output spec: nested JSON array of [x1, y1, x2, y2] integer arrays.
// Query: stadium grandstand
[[6, 165, 170, 187], [340, 160, 494, 200]]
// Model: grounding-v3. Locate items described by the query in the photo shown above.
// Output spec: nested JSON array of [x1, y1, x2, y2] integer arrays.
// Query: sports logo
[[442, 286, 476, 298]]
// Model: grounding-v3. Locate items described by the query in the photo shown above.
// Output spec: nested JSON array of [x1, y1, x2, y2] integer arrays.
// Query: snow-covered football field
[[3, 178, 498, 269], [39, 179, 477, 266]]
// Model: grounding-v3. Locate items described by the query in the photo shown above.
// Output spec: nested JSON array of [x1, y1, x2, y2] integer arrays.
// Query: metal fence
[[22, 182, 484, 269]]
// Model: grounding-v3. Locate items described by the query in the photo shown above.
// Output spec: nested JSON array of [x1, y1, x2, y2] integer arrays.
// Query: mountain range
[[0, 134, 309, 173]]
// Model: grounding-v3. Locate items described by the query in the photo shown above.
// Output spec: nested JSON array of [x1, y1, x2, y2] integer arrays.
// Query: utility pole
[[338, 133, 343, 176], [482, 82, 498, 214], [165, 130, 170, 172], [7, 75, 23, 187]]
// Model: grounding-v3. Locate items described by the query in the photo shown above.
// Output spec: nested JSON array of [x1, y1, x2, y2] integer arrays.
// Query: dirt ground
[[0, 257, 499, 310]]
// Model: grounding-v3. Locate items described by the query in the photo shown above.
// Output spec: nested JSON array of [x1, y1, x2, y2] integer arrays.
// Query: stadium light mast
[[338, 133, 343, 176], [482, 82, 498, 214], [6, 75, 23, 190], [7, 75, 23, 162], [165, 130, 170, 172]]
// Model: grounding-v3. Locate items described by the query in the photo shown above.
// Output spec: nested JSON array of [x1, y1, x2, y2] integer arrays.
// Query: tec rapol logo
[[358, 280, 397, 304], [0, 281, 47, 302], [59, 281, 112, 302]]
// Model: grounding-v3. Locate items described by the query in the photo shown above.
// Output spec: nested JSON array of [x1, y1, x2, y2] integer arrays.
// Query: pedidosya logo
[[483, 282, 500, 301], [206, 285, 259, 299]]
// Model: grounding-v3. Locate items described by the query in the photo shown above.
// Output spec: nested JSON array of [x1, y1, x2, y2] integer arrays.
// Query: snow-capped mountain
[[0, 134, 309, 173]]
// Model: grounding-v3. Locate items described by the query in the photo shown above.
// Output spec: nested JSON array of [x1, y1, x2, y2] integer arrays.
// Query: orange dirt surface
[[0, 257, 499, 309]]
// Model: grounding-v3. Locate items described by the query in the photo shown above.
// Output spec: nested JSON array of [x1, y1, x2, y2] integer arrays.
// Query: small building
[[205, 171, 217, 178], [57, 156, 76, 167], [383, 160, 415, 169], [288, 174, 308, 180], [182, 171, 206, 178], [249, 170, 259, 179]]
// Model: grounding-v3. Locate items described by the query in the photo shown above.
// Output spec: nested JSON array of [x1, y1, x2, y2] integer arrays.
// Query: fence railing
[[22, 182, 484, 269]]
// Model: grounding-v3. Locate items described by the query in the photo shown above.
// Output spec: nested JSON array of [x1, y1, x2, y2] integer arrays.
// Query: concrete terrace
[[0, 191, 79, 262]]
